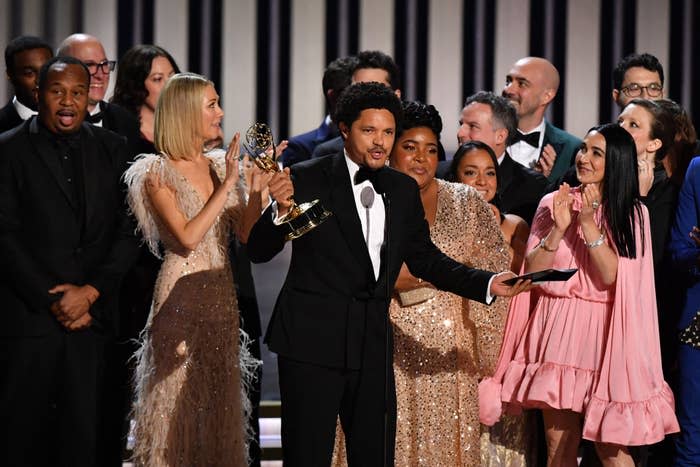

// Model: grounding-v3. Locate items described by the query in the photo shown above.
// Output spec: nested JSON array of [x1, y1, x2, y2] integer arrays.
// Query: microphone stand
[[382, 191, 391, 467]]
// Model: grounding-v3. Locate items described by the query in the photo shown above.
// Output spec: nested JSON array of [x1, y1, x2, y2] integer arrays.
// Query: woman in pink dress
[[480, 123, 679, 466]]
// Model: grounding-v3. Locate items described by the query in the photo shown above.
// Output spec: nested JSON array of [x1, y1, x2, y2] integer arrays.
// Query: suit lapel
[[327, 153, 376, 284], [28, 118, 77, 210]]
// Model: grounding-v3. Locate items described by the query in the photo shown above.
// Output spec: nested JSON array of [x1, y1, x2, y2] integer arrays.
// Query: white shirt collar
[[12, 96, 37, 121]]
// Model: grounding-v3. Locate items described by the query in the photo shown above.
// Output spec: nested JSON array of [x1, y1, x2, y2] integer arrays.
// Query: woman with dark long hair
[[480, 124, 679, 466], [112, 44, 180, 153]]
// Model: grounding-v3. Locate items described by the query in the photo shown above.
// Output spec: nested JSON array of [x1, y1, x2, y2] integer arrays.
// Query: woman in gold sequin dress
[[124, 73, 264, 466]]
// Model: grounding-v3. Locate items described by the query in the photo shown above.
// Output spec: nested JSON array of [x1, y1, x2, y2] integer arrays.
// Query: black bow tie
[[354, 166, 385, 193], [87, 111, 103, 124], [512, 131, 540, 148]]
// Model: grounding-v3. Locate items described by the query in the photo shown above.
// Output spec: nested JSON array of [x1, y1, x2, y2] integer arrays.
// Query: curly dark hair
[[334, 81, 403, 133], [353, 50, 401, 90], [4, 35, 52, 71], [111, 44, 180, 116], [612, 53, 664, 89], [398, 100, 442, 139]]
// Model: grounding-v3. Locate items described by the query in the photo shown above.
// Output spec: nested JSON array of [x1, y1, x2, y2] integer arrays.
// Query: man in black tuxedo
[[503, 56, 581, 183], [456, 91, 547, 224], [0, 35, 53, 133], [0, 56, 138, 467], [57, 33, 141, 154], [247, 82, 527, 466]]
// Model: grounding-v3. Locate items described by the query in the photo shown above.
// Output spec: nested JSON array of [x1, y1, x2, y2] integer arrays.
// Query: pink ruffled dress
[[480, 189, 679, 446]]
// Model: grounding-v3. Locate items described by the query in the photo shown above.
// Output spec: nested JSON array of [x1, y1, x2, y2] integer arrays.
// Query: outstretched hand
[[489, 272, 534, 297]]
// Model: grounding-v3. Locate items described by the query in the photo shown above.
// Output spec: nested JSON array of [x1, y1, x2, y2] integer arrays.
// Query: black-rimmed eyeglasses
[[620, 83, 663, 98], [84, 60, 116, 75]]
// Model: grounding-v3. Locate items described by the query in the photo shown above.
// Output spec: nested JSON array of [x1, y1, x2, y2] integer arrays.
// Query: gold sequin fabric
[[333, 180, 529, 466], [124, 152, 258, 467]]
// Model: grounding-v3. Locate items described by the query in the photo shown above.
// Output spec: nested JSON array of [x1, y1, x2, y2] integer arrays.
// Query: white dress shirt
[[89, 102, 103, 127], [507, 119, 546, 169], [12, 96, 36, 121], [344, 152, 385, 280]]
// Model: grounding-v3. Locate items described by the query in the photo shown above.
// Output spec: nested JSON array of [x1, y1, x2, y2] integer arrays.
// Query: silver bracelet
[[585, 233, 605, 249]]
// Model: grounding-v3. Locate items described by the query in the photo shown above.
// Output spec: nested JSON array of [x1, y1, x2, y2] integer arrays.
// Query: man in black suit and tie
[[247, 82, 528, 466], [0, 35, 53, 133], [0, 56, 138, 466], [457, 91, 547, 224]]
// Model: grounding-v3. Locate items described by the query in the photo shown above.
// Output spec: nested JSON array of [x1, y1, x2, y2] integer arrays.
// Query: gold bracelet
[[538, 237, 557, 252]]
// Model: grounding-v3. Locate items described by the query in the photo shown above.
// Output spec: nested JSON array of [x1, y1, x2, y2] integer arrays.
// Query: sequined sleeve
[[450, 182, 511, 376]]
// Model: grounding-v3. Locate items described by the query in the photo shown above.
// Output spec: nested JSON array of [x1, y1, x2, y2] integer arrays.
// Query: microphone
[[360, 186, 375, 244]]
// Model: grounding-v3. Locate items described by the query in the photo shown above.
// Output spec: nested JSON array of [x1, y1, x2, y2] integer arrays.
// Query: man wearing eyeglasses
[[612, 53, 665, 108], [57, 34, 140, 155]]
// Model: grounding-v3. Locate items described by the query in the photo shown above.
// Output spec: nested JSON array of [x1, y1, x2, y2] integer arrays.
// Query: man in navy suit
[[311, 50, 402, 161], [280, 55, 357, 167], [248, 82, 528, 467], [503, 56, 581, 183], [0, 36, 53, 134]]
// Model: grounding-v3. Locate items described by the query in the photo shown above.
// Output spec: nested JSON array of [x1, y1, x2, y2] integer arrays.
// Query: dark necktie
[[354, 166, 386, 194], [512, 131, 540, 148], [87, 111, 103, 124]]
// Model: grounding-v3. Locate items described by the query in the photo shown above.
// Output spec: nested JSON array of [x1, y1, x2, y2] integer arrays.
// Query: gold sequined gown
[[333, 180, 531, 466], [124, 152, 258, 467]]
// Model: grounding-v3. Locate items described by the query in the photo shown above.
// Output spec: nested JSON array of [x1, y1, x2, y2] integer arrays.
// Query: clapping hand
[[535, 144, 557, 178], [224, 133, 241, 187], [579, 183, 601, 226], [552, 183, 573, 233], [638, 155, 654, 197]]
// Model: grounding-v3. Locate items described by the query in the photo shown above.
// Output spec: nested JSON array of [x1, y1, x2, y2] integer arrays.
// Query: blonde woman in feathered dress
[[123, 73, 265, 466]]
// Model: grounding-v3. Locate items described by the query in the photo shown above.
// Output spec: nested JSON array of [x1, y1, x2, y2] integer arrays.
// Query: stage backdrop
[[1, 0, 698, 154]]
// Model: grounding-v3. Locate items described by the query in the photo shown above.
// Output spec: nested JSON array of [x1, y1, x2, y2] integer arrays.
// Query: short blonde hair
[[154, 72, 214, 160]]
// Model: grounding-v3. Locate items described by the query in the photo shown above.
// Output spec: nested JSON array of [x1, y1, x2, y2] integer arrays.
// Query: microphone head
[[360, 185, 375, 209]]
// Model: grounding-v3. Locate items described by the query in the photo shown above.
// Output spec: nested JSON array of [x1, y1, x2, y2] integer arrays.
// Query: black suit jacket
[[499, 152, 547, 225], [247, 152, 494, 370], [0, 117, 139, 337], [0, 100, 24, 134], [310, 135, 344, 160], [98, 101, 142, 158], [542, 121, 581, 182]]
